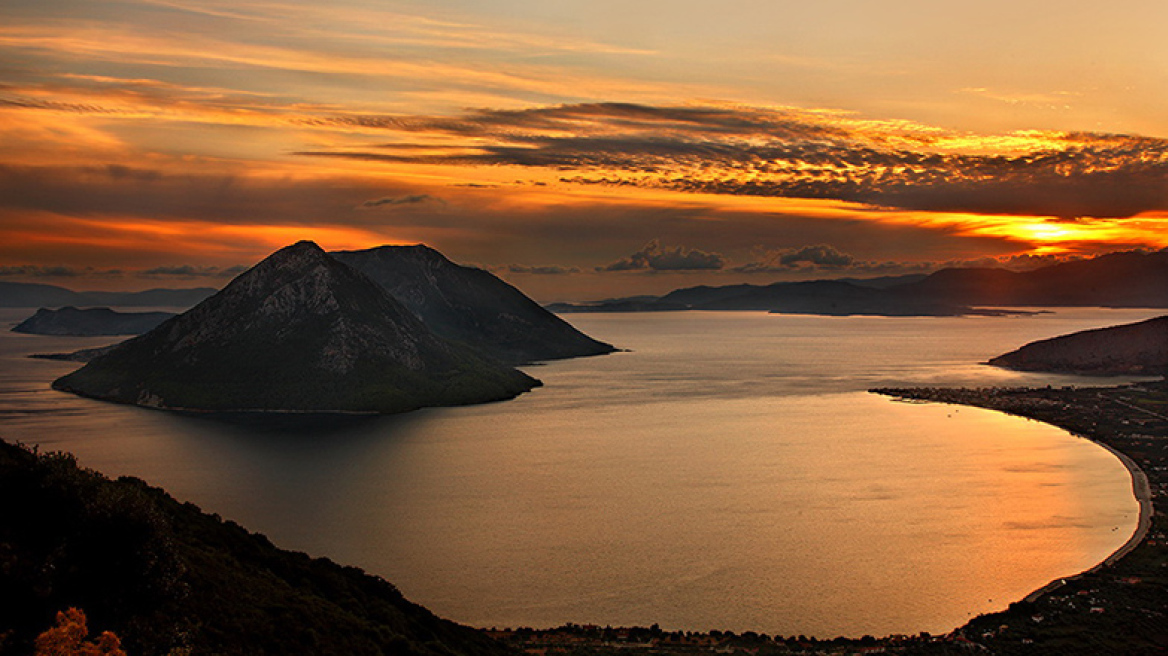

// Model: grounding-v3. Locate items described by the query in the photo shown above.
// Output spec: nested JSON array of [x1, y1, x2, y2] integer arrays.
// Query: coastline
[[866, 383, 1168, 652], [4, 381, 1164, 653], [1020, 438, 1152, 603], [487, 382, 1168, 656], [883, 390, 1156, 605]]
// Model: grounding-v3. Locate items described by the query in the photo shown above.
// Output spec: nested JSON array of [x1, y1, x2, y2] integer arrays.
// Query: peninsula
[[987, 315, 1168, 376]]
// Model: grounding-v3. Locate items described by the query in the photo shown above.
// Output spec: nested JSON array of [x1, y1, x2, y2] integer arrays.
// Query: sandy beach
[[1023, 438, 1154, 603]]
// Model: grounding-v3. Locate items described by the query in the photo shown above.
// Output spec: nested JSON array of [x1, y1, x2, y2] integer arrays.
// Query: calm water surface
[[0, 308, 1156, 637]]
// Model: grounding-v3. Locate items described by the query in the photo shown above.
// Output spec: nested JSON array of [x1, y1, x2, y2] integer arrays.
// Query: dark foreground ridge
[[0, 438, 515, 656], [53, 241, 538, 413]]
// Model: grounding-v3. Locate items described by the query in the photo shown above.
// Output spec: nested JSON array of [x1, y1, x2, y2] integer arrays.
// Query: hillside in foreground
[[0, 438, 515, 656]]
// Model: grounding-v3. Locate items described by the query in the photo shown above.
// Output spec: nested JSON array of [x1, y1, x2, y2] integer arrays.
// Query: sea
[[0, 307, 1158, 638]]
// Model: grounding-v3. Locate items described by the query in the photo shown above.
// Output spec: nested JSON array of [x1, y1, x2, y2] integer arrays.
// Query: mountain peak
[[53, 243, 538, 413]]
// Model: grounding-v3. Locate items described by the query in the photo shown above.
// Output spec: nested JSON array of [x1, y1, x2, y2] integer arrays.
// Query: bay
[[0, 308, 1156, 637]]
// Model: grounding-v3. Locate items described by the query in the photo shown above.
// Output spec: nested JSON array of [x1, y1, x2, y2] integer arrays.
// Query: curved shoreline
[[880, 388, 1155, 606], [1020, 437, 1153, 603]]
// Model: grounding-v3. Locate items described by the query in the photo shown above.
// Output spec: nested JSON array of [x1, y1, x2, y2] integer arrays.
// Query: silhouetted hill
[[0, 283, 214, 308], [0, 439, 515, 656], [333, 245, 614, 363], [834, 274, 930, 289], [13, 307, 175, 336], [54, 241, 537, 413], [83, 288, 218, 308], [696, 280, 973, 315], [988, 315, 1168, 376], [555, 280, 982, 316], [0, 282, 89, 308], [895, 250, 1168, 307], [546, 299, 687, 313], [551, 250, 1168, 316]]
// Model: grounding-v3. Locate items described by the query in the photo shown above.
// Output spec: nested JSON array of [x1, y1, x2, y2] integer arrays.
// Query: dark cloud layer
[[734, 244, 858, 273], [140, 264, 248, 278], [599, 239, 725, 272], [301, 103, 1168, 219], [0, 264, 88, 277], [504, 264, 582, 275], [358, 194, 444, 209]]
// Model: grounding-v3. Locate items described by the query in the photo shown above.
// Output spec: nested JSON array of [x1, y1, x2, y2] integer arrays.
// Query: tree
[[34, 608, 126, 656]]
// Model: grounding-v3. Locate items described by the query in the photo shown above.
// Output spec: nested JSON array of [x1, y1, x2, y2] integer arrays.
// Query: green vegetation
[[0, 439, 514, 656]]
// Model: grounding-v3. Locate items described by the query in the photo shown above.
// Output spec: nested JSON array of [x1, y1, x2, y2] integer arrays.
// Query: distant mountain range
[[550, 250, 1168, 316], [13, 306, 175, 336], [0, 282, 215, 308], [550, 280, 1009, 317], [988, 315, 1168, 376]]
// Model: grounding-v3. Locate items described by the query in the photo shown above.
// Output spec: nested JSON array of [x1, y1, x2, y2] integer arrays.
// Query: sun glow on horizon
[[2, 0, 1167, 295]]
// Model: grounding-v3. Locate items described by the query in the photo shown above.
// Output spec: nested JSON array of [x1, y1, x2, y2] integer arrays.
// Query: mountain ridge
[[549, 249, 1168, 316], [333, 245, 614, 363], [0, 282, 215, 308]]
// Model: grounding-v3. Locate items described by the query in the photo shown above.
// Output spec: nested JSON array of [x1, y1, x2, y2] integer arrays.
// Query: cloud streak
[[358, 194, 444, 209], [139, 264, 248, 278], [301, 103, 1168, 221]]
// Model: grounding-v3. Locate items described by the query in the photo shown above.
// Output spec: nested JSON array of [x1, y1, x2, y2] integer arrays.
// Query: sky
[[2, 0, 1167, 301]]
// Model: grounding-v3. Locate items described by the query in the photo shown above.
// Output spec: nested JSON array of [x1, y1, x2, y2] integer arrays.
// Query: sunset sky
[[3, 0, 1167, 300]]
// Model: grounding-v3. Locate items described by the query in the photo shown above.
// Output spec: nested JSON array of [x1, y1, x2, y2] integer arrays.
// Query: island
[[333, 244, 615, 363], [13, 306, 176, 336], [52, 241, 540, 414]]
